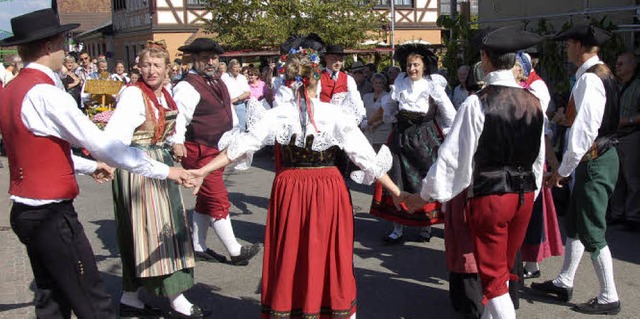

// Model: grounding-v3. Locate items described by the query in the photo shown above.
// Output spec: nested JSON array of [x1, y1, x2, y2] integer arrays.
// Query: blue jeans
[[235, 102, 247, 131]]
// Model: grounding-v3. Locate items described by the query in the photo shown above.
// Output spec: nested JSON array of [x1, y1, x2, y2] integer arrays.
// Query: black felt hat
[[280, 33, 326, 55], [474, 25, 544, 53], [0, 9, 79, 47], [325, 45, 345, 55], [393, 42, 438, 73], [554, 25, 611, 46], [178, 38, 225, 54]]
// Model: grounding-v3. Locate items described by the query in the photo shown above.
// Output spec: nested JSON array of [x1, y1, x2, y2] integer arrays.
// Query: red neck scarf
[[134, 82, 177, 144]]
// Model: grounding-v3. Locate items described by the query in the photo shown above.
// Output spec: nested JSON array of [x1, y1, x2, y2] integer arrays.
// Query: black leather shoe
[[531, 280, 572, 302], [230, 243, 262, 266], [417, 232, 431, 243], [571, 298, 621, 315], [383, 233, 404, 245], [195, 248, 228, 263], [167, 305, 209, 319], [523, 270, 541, 279], [119, 302, 162, 317]]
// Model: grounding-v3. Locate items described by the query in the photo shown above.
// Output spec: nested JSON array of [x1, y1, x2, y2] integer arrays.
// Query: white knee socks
[[171, 294, 194, 315], [192, 211, 210, 252], [553, 237, 584, 288], [389, 223, 404, 239], [592, 246, 619, 303], [481, 292, 515, 319], [212, 217, 242, 256]]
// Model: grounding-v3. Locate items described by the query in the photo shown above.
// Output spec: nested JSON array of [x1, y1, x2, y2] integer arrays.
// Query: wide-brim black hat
[[325, 44, 344, 55], [554, 25, 611, 46], [178, 38, 225, 54], [0, 9, 79, 47], [280, 33, 326, 55], [393, 42, 438, 73], [474, 25, 543, 53]]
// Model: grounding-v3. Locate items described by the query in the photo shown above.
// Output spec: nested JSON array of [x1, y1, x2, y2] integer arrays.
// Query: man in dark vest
[[532, 25, 621, 315], [0, 9, 191, 318], [404, 26, 545, 318], [172, 38, 261, 266]]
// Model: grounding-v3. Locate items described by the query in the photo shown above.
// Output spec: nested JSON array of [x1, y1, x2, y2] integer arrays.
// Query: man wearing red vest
[[173, 38, 262, 266], [319, 44, 362, 106], [0, 9, 190, 318]]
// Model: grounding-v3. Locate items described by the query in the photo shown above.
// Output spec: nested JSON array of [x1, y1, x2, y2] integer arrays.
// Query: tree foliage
[[436, 14, 479, 85], [201, 0, 387, 50]]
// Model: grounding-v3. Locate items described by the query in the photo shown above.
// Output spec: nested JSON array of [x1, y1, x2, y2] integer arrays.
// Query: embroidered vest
[[182, 74, 233, 148], [0, 68, 79, 199]]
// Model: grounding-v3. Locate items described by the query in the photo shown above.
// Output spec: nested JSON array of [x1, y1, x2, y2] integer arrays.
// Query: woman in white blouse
[[104, 48, 204, 318], [361, 73, 393, 150], [188, 42, 402, 319], [369, 43, 456, 244]]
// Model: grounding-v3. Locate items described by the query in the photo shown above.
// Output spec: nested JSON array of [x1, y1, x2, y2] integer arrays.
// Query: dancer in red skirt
[[189, 36, 402, 319]]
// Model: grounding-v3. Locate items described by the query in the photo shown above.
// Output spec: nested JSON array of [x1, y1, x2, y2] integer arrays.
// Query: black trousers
[[10, 201, 114, 319], [449, 272, 484, 319]]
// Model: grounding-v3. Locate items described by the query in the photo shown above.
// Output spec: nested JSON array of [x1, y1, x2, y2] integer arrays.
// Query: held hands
[[544, 170, 570, 188], [167, 167, 201, 189], [91, 162, 115, 183], [186, 168, 206, 195], [403, 193, 429, 213]]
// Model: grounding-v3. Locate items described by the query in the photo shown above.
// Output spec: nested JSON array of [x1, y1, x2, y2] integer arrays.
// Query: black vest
[[471, 86, 544, 199], [585, 63, 619, 141]]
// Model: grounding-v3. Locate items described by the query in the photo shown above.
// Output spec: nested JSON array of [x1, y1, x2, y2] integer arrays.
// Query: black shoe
[[230, 243, 262, 266], [530, 280, 573, 302], [383, 233, 404, 245], [417, 232, 431, 243], [623, 220, 640, 232], [195, 248, 228, 263], [523, 270, 541, 279], [167, 305, 209, 319], [119, 302, 162, 317], [571, 297, 621, 315], [607, 216, 626, 226]]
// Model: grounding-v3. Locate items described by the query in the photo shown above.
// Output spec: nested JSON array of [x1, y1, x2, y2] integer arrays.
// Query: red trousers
[[467, 192, 534, 300], [181, 142, 230, 219]]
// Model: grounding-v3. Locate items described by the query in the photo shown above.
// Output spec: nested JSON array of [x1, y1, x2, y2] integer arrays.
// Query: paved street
[[0, 153, 639, 318]]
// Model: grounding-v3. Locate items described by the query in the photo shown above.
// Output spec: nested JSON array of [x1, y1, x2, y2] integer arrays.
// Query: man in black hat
[[403, 25, 545, 318], [531, 25, 621, 315], [0, 9, 191, 318], [173, 38, 262, 266], [319, 44, 363, 107]]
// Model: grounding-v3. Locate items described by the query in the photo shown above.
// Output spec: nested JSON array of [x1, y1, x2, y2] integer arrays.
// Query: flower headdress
[[278, 34, 326, 134]]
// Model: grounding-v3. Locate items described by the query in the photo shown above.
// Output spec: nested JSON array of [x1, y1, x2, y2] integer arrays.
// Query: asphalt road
[[0, 153, 638, 318]]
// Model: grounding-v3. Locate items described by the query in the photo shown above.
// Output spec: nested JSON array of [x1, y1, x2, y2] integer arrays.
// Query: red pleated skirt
[[261, 166, 357, 319]]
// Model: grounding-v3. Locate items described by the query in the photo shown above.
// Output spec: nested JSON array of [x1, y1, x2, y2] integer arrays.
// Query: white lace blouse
[[219, 98, 392, 185], [383, 73, 457, 134]]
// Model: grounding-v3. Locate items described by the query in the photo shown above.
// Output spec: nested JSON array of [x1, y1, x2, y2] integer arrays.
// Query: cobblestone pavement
[[0, 154, 639, 318]]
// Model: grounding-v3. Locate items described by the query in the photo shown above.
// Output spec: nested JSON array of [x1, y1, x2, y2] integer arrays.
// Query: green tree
[[201, 0, 386, 50], [436, 14, 479, 85]]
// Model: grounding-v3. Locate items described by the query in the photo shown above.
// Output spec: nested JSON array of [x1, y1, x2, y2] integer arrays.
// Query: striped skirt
[[112, 145, 195, 281]]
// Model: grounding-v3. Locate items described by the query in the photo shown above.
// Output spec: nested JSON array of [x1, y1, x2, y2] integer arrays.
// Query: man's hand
[[545, 170, 566, 188], [91, 162, 115, 183], [167, 167, 191, 185], [391, 191, 411, 211], [404, 193, 428, 213], [186, 169, 208, 195], [172, 143, 187, 163]]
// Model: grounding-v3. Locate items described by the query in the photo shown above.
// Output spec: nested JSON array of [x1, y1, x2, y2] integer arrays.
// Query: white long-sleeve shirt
[[10, 63, 170, 206], [420, 69, 545, 202], [172, 71, 238, 144], [557, 56, 607, 177]]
